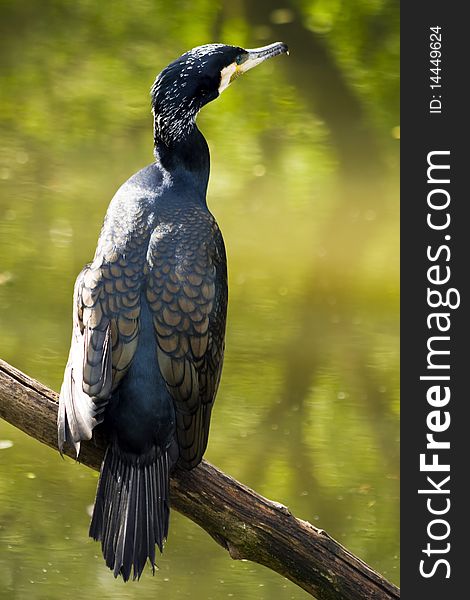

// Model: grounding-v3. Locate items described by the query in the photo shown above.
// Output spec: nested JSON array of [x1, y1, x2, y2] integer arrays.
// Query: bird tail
[[89, 442, 171, 581]]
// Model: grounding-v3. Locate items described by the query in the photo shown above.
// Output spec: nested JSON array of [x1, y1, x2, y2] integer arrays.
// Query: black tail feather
[[89, 443, 170, 581]]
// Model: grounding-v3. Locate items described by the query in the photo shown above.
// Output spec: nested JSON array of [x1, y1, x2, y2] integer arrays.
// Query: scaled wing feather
[[58, 253, 142, 454], [148, 208, 227, 468]]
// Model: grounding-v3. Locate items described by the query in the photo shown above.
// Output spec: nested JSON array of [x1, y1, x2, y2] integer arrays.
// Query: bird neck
[[153, 123, 210, 199]]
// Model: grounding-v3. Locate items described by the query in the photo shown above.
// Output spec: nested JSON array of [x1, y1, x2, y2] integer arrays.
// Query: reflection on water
[[0, 2, 399, 598]]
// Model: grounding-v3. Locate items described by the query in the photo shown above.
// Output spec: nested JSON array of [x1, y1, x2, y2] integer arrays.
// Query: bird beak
[[238, 42, 289, 75], [218, 42, 289, 94]]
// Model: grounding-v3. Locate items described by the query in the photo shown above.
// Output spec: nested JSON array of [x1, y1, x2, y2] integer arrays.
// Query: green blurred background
[[0, 0, 399, 598]]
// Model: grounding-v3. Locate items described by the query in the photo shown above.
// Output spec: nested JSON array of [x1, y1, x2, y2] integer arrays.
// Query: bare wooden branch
[[0, 358, 400, 599]]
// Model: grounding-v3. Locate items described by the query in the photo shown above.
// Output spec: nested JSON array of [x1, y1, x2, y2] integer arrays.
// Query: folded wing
[[147, 213, 227, 468], [58, 253, 142, 454]]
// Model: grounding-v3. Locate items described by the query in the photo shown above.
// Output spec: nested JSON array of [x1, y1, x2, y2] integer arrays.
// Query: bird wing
[[58, 251, 141, 454], [147, 211, 227, 468]]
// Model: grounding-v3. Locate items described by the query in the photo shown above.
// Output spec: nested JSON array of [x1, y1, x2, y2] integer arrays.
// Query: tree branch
[[0, 358, 399, 599]]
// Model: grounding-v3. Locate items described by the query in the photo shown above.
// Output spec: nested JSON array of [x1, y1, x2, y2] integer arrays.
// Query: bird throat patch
[[218, 63, 238, 95]]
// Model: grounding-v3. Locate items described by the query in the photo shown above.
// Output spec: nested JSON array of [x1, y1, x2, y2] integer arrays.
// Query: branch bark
[[0, 358, 400, 600]]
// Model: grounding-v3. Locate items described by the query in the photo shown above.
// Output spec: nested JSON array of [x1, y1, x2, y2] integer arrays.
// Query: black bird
[[58, 41, 288, 581]]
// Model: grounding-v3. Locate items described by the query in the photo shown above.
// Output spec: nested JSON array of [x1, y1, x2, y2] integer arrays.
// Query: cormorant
[[58, 41, 288, 581]]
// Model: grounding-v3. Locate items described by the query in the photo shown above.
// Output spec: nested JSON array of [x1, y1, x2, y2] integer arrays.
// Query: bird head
[[151, 42, 288, 145]]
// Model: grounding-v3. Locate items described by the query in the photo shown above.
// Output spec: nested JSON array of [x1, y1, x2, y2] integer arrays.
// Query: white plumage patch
[[218, 63, 237, 95]]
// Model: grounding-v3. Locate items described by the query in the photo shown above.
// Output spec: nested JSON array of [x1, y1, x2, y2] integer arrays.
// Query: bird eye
[[235, 54, 244, 65]]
